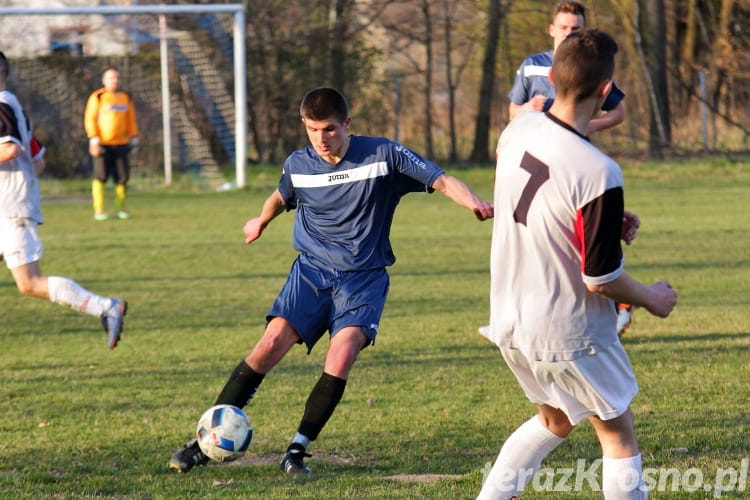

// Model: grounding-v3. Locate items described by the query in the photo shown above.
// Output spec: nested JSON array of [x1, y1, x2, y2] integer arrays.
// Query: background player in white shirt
[[478, 30, 677, 499], [0, 51, 127, 350]]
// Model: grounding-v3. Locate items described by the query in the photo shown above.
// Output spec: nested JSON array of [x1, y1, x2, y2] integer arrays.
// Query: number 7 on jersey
[[513, 152, 550, 225]]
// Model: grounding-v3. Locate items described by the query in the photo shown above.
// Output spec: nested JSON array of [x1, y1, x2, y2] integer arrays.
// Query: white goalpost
[[0, 3, 247, 188]]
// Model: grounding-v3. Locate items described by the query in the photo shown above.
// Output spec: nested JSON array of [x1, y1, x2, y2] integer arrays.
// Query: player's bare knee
[[248, 334, 281, 360], [323, 350, 359, 379], [538, 412, 573, 437], [551, 420, 574, 438], [15, 281, 31, 296], [16, 280, 42, 298], [247, 326, 298, 370]]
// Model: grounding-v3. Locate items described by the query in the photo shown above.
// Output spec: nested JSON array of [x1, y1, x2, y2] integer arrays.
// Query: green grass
[[1, 157, 749, 498]]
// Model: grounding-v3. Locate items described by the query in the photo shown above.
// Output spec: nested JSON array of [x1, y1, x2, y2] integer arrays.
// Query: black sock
[[297, 372, 347, 442], [214, 360, 265, 408]]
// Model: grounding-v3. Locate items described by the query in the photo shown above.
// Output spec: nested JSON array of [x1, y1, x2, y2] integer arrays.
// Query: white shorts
[[0, 218, 43, 269], [500, 341, 638, 425]]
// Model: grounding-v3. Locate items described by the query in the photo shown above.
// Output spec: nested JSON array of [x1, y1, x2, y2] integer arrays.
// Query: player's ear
[[548, 24, 555, 38], [343, 117, 352, 129], [599, 79, 613, 99]]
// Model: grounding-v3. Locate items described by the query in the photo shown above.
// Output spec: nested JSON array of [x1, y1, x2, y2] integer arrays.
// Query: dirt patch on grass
[[384, 473, 464, 483], [225, 453, 463, 483], [227, 452, 358, 467]]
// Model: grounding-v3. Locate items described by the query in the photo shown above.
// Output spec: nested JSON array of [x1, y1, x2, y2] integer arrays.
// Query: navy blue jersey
[[278, 135, 444, 271], [508, 50, 624, 112], [508, 51, 556, 107]]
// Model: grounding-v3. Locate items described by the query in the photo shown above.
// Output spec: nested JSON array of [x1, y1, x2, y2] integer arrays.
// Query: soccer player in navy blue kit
[[169, 87, 494, 475], [508, 1, 625, 134]]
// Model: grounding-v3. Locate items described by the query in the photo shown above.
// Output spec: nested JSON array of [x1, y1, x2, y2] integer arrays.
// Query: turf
[[1, 157, 748, 498]]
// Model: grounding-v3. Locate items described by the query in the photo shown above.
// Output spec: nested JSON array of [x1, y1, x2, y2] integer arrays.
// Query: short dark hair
[[552, 1, 586, 24], [0, 51, 9, 80], [551, 29, 618, 103], [299, 87, 349, 123]]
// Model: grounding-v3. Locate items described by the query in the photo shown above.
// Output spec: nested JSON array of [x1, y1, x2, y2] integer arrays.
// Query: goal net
[[0, 4, 246, 188]]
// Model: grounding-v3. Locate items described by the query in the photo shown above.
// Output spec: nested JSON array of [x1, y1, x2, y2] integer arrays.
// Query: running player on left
[[0, 51, 127, 349]]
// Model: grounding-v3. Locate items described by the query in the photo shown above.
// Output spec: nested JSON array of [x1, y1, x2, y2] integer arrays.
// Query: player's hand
[[645, 281, 677, 318], [243, 217, 264, 244], [89, 143, 102, 157], [621, 210, 640, 245], [473, 201, 494, 221], [527, 95, 548, 112]]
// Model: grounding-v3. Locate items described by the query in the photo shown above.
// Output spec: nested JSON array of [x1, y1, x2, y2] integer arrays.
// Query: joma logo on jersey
[[328, 173, 350, 182], [396, 146, 427, 170]]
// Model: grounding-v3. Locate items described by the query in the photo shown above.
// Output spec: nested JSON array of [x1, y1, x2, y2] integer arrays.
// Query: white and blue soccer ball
[[196, 404, 253, 462]]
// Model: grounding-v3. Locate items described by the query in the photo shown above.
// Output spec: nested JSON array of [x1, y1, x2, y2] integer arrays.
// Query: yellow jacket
[[84, 89, 139, 146]]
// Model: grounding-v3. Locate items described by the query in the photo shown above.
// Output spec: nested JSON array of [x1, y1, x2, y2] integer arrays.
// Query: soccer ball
[[195, 404, 253, 462]]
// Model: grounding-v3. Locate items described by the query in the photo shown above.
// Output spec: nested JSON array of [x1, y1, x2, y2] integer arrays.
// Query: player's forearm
[[0, 141, 19, 162], [588, 273, 646, 305], [432, 174, 493, 220], [257, 190, 286, 227], [433, 174, 475, 207], [508, 102, 523, 120], [587, 272, 674, 317], [587, 105, 624, 134], [244, 190, 286, 244]]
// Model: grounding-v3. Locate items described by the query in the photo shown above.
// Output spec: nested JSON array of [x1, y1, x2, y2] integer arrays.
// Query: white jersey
[[0, 90, 42, 223], [488, 111, 625, 361]]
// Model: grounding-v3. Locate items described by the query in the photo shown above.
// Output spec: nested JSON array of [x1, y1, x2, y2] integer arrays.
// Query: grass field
[[1, 157, 749, 498]]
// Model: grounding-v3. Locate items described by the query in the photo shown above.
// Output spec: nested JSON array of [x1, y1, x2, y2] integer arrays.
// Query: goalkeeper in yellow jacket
[[84, 67, 139, 221]]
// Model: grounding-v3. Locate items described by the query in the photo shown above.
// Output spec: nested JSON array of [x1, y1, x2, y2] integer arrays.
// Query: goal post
[[0, 3, 247, 188]]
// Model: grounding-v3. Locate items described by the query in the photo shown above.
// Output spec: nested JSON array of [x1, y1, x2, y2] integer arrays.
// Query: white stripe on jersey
[[522, 64, 550, 78], [290, 161, 388, 188]]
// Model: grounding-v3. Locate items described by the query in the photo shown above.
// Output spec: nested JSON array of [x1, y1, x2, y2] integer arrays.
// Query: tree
[[420, 0, 436, 158], [671, 0, 749, 148], [708, 0, 736, 114], [379, 0, 439, 157], [443, 0, 457, 162], [330, 0, 354, 90], [441, 0, 477, 163], [637, 0, 671, 156], [469, 0, 506, 163], [330, 0, 396, 93]]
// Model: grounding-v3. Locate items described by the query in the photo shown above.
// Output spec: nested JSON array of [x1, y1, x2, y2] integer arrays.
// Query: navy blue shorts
[[267, 254, 389, 352]]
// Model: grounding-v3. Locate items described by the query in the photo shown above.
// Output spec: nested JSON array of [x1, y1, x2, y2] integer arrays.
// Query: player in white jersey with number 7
[[169, 87, 494, 475], [478, 30, 676, 499]]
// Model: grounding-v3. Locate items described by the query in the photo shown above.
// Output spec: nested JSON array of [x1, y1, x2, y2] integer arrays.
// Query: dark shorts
[[267, 254, 389, 352], [92, 145, 130, 183]]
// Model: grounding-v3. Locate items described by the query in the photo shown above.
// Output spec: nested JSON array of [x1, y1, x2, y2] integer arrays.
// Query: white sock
[[602, 454, 647, 499], [477, 416, 565, 500], [292, 433, 310, 449], [47, 276, 111, 317]]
